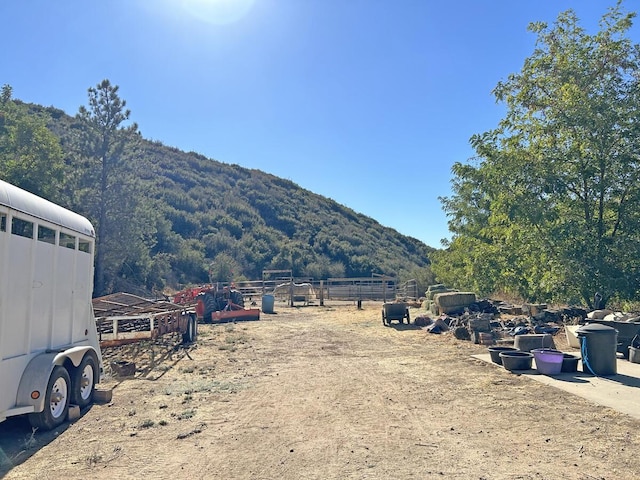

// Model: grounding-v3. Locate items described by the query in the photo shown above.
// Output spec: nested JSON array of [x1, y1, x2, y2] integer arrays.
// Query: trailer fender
[[54, 346, 96, 368], [16, 347, 97, 412]]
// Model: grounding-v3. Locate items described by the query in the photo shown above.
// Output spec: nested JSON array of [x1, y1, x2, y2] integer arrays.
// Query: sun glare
[[179, 0, 256, 25]]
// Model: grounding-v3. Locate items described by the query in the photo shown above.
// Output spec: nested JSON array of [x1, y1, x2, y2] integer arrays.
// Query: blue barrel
[[262, 294, 275, 314]]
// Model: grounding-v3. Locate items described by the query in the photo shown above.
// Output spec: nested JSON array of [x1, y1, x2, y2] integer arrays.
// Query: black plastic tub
[[499, 351, 533, 371], [487, 346, 519, 365], [561, 353, 580, 373]]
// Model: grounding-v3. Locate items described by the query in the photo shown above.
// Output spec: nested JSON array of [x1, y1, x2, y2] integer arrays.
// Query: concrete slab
[[473, 353, 640, 420]]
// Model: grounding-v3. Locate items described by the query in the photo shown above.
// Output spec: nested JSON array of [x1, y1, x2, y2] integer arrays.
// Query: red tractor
[[174, 285, 260, 323]]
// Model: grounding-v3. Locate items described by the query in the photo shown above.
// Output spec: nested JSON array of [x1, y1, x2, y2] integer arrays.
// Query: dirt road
[[2, 303, 639, 479]]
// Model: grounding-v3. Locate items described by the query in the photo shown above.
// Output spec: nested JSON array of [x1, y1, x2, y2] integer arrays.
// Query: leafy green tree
[[172, 238, 208, 285], [436, 2, 640, 305], [209, 252, 241, 283], [0, 84, 65, 198], [302, 254, 346, 280], [400, 265, 437, 298]]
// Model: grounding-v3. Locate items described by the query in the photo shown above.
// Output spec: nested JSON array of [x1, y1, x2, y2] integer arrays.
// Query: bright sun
[[179, 0, 256, 25]]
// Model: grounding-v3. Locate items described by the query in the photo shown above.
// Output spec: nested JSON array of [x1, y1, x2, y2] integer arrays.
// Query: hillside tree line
[[0, 82, 434, 297]]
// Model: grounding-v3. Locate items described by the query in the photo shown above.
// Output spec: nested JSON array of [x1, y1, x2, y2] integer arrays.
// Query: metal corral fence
[[325, 277, 395, 301], [324, 277, 418, 302], [396, 278, 419, 301], [231, 276, 419, 304]]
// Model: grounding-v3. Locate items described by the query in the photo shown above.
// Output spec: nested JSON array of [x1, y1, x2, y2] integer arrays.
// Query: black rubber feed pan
[[561, 353, 580, 373], [487, 346, 518, 365], [499, 351, 533, 371]]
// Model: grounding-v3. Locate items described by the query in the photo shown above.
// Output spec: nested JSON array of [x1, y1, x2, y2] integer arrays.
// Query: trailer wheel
[[182, 314, 197, 344], [29, 366, 70, 430], [71, 353, 97, 408]]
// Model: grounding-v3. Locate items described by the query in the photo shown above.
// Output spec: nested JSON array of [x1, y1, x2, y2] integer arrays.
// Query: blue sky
[[1, 1, 635, 248]]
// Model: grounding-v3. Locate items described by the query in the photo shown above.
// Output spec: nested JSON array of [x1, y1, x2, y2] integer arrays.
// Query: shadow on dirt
[[102, 334, 194, 380], [0, 336, 192, 477], [385, 322, 422, 331], [0, 410, 81, 477]]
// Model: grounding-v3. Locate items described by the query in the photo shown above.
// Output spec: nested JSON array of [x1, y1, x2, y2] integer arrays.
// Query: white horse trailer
[[0, 179, 103, 430]]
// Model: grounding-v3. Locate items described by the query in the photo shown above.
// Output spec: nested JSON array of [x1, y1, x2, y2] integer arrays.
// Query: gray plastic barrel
[[262, 294, 275, 314], [576, 323, 618, 376]]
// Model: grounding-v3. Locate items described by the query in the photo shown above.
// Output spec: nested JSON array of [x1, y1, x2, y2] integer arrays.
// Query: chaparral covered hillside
[[0, 92, 435, 297]]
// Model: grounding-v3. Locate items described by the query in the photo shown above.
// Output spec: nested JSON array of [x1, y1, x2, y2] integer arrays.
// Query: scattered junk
[[382, 302, 410, 326], [413, 315, 433, 327], [579, 313, 640, 358], [514, 334, 555, 352], [427, 297, 587, 349], [416, 284, 640, 375], [467, 313, 492, 343], [565, 325, 581, 348], [110, 360, 136, 377], [452, 325, 470, 340], [587, 309, 613, 320], [425, 318, 449, 334]]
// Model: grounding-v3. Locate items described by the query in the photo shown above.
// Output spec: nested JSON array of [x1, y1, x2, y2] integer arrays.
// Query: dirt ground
[[1, 302, 639, 480]]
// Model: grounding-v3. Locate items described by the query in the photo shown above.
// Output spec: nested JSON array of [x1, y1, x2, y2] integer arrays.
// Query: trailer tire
[[29, 366, 70, 431], [182, 315, 197, 344], [71, 353, 97, 408]]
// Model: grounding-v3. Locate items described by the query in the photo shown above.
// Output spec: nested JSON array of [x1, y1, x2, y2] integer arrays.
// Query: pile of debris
[[415, 296, 587, 344]]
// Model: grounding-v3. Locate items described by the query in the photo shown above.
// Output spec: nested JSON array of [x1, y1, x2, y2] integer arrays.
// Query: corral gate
[[325, 277, 396, 302], [396, 278, 419, 301]]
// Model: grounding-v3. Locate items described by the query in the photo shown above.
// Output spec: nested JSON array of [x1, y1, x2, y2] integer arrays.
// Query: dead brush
[[22, 427, 38, 450], [86, 452, 103, 466]]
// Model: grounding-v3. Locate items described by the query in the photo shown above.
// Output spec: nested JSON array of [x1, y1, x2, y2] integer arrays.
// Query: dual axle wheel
[[28, 353, 98, 430]]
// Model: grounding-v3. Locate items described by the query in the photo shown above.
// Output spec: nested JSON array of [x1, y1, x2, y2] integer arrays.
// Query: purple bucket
[[532, 348, 564, 375]]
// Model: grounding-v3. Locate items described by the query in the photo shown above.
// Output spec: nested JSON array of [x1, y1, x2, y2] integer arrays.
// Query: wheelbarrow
[[382, 302, 410, 326]]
